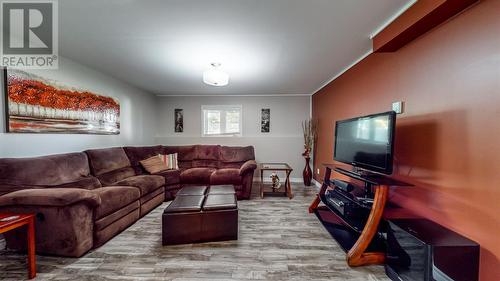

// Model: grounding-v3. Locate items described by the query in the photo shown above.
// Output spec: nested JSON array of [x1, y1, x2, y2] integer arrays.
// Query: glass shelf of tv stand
[[325, 181, 374, 210], [325, 164, 413, 187], [319, 194, 367, 233], [313, 205, 386, 253]]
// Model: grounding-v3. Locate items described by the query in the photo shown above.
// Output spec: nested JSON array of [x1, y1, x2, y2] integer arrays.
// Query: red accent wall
[[312, 0, 500, 280]]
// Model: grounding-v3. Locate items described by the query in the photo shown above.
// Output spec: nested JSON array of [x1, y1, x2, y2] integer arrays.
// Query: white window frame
[[201, 105, 243, 137]]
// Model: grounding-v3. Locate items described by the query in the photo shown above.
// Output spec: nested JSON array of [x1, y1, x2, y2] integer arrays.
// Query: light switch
[[316, 168, 320, 175], [392, 101, 404, 114]]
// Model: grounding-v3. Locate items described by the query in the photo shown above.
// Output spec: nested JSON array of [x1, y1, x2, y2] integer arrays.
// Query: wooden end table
[[0, 213, 36, 279], [259, 163, 293, 199]]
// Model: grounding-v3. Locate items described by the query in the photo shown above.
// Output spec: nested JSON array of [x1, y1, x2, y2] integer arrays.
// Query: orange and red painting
[[4, 69, 120, 134]]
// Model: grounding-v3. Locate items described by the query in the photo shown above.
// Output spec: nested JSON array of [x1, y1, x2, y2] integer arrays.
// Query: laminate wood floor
[[0, 183, 390, 281]]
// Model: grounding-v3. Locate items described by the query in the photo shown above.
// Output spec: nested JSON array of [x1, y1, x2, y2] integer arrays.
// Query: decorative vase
[[303, 156, 312, 186]]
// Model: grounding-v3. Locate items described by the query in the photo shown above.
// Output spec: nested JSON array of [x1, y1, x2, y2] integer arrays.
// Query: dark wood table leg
[[286, 170, 293, 199], [260, 169, 264, 198], [27, 216, 36, 279]]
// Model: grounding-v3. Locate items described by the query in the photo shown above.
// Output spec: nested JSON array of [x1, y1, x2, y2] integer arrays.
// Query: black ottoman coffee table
[[162, 185, 238, 245]]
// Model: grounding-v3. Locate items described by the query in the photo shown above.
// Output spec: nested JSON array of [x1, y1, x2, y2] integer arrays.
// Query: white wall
[[0, 57, 157, 157], [154, 95, 310, 180], [0, 58, 312, 181]]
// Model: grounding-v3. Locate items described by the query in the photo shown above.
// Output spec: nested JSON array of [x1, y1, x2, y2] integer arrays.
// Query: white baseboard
[[311, 179, 322, 191]]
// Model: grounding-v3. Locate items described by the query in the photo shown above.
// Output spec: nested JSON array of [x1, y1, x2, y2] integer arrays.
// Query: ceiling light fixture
[[203, 63, 229, 86]]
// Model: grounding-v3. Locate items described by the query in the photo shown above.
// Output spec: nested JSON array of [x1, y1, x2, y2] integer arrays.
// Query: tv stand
[[309, 164, 412, 267]]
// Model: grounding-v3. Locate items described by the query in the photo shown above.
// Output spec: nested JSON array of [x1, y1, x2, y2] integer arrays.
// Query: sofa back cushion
[[219, 146, 255, 168], [162, 145, 194, 169], [192, 145, 221, 168], [163, 145, 253, 169], [85, 147, 135, 186], [123, 145, 163, 174], [0, 152, 100, 195], [163, 145, 220, 169]]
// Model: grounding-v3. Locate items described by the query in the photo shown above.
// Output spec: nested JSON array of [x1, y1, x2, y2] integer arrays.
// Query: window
[[202, 105, 242, 137]]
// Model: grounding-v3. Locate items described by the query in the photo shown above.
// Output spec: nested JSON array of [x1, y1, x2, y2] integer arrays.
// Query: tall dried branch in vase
[[301, 119, 317, 186], [302, 119, 318, 158]]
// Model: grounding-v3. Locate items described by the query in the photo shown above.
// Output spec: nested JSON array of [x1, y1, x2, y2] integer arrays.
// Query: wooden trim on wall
[[373, 0, 479, 52]]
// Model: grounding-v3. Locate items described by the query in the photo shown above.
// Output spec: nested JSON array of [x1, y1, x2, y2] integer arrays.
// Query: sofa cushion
[[96, 167, 136, 187], [239, 160, 258, 176], [159, 153, 179, 170], [171, 146, 195, 161], [85, 147, 131, 176], [0, 177, 102, 197], [92, 186, 140, 219], [155, 169, 181, 185], [140, 156, 169, 174], [192, 159, 220, 168], [0, 152, 100, 195], [195, 145, 220, 160], [219, 146, 255, 168], [86, 147, 137, 186], [162, 146, 195, 169], [180, 168, 216, 184], [123, 145, 163, 174], [192, 145, 220, 168], [210, 169, 242, 185], [94, 200, 140, 231], [0, 188, 101, 207], [113, 175, 165, 196], [220, 146, 255, 162], [50, 177, 102, 190]]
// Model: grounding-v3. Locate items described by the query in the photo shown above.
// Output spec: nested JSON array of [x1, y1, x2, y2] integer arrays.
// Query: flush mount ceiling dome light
[[203, 63, 229, 86]]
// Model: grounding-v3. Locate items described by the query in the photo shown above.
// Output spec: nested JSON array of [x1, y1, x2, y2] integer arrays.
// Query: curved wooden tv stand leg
[[347, 184, 388, 267], [308, 167, 331, 213]]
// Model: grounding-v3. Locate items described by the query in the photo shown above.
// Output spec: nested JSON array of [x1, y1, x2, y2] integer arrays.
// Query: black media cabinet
[[385, 219, 479, 281]]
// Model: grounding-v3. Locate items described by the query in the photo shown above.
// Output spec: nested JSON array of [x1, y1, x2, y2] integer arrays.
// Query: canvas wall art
[[3, 69, 120, 134], [175, 108, 183, 132], [261, 108, 270, 133]]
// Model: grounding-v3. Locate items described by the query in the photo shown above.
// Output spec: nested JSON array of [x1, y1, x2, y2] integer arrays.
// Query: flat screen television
[[334, 111, 396, 175]]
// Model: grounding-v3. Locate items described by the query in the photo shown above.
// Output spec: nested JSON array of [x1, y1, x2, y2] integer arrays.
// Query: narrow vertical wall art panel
[[3, 69, 120, 134], [174, 108, 183, 133], [261, 108, 270, 133]]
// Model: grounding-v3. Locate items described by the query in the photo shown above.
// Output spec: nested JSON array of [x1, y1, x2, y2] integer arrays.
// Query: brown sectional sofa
[[124, 145, 257, 200], [0, 144, 256, 257]]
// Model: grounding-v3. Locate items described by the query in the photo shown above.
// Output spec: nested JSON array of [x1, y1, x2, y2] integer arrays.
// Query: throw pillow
[[140, 156, 169, 174], [159, 153, 178, 169]]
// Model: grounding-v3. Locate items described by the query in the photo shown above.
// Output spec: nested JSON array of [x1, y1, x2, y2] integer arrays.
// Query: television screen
[[334, 111, 396, 174]]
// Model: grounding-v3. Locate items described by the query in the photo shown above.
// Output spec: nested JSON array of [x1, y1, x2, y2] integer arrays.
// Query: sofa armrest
[[0, 188, 101, 208], [239, 160, 257, 176]]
